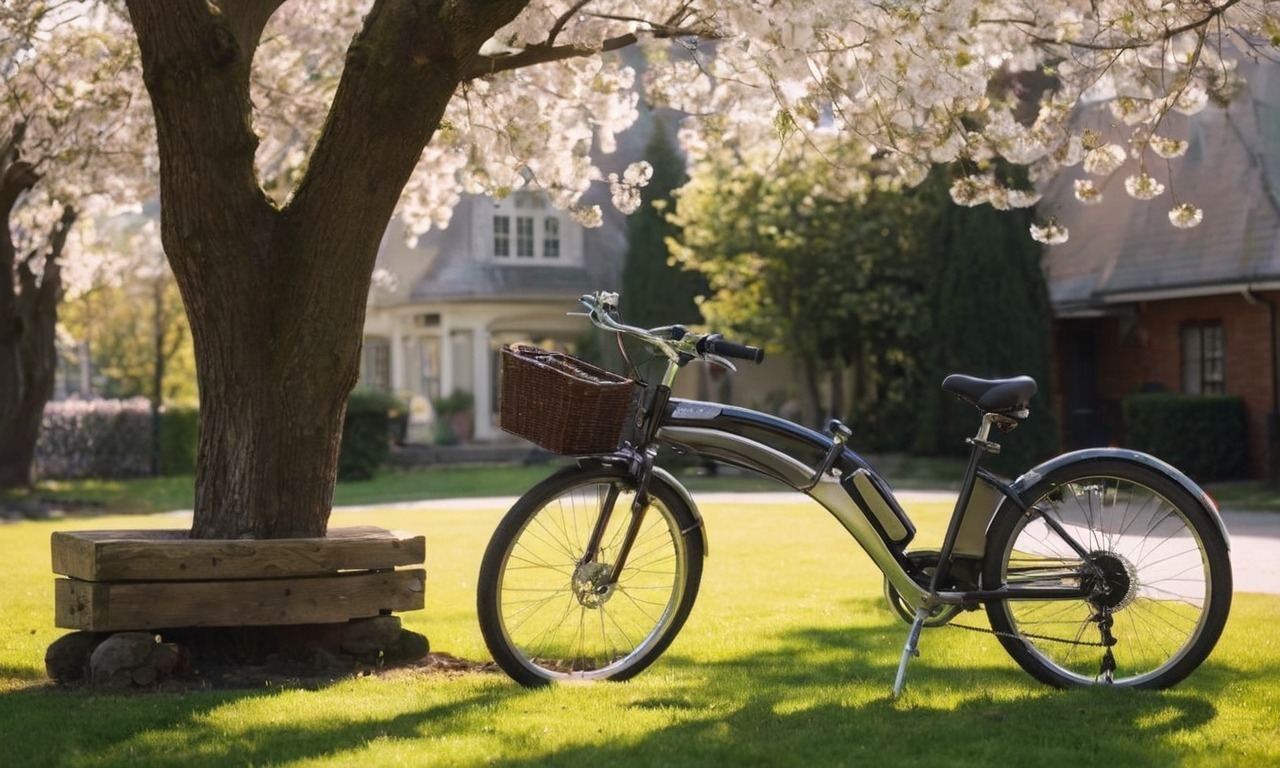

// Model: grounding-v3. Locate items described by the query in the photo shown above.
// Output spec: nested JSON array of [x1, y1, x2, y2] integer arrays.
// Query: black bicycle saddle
[[942, 374, 1037, 417]]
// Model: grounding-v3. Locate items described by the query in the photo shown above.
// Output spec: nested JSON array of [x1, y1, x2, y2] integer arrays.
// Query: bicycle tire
[[477, 464, 704, 686], [983, 458, 1231, 688]]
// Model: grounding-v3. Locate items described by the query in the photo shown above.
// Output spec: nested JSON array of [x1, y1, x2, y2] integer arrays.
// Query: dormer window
[[493, 216, 510, 257], [481, 190, 580, 266]]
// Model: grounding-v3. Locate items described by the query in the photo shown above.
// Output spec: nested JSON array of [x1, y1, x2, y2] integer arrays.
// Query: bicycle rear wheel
[[477, 464, 704, 686], [983, 458, 1231, 688]]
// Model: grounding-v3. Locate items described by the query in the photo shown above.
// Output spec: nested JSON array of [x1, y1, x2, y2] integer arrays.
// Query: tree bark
[[0, 203, 74, 488], [124, 0, 526, 538], [0, 116, 71, 488]]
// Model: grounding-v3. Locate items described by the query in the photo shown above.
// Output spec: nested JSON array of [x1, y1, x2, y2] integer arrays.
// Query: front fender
[[1008, 447, 1230, 548]]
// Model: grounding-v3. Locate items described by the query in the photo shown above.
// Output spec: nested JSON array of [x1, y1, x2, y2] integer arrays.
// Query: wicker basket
[[498, 344, 640, 455]]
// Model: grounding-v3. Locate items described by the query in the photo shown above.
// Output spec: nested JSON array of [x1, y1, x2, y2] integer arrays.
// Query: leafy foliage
[[669, 143, 932, 437], [339, 389, 405, 482], [1123, 394, 1248, 481]]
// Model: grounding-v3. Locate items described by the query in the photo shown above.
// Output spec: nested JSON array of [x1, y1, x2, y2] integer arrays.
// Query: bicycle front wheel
[[477, 464, 704, 686], [983, 459, 1231, 688]]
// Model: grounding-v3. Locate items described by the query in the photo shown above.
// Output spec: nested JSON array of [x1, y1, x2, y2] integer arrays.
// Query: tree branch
[[215, 0, 289, 60], [463, 21, 722, 81], [546, 0, 593, 47], [995, 0, 1244, 52]]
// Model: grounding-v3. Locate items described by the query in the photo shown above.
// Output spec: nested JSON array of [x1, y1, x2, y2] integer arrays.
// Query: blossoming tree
[[0, 3, 148, 488], [56, 0, 1280, 537]]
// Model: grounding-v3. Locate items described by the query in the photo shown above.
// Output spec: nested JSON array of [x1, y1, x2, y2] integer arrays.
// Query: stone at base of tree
[[88, 632, 182, 690], [45, 630, 105, 683], [46, 616, 430, 689]]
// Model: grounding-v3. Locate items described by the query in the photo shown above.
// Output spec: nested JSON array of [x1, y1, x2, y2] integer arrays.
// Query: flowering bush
[[35, 398, 154, 480]]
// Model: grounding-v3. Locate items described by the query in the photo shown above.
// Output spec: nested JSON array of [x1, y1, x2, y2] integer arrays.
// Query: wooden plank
[[51, 526, 425, 582], [54, 568, 426, 631]]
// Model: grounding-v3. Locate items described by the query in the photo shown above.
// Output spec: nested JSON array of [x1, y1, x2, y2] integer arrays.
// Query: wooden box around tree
[[51, 526, 426, 632]]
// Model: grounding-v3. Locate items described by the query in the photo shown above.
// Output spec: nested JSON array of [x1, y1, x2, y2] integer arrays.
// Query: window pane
[[1204, 324, 1225, 393], [493, 216, 510, 257], [1181, 325, 1201, 394], [516, 216, 535, 257], [1181, 322, 1225, 395], [544, 216, 560, 258]]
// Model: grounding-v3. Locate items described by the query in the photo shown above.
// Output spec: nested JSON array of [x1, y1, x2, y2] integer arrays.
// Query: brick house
[[1041, 59, 1280, 479]]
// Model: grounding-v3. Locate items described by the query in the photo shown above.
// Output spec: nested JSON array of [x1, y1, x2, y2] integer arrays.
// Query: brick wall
[[1068, 290, 1279, 479]]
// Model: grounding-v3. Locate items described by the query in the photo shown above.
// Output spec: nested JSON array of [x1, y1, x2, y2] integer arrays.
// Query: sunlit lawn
[[1, 493, 1276, 767]]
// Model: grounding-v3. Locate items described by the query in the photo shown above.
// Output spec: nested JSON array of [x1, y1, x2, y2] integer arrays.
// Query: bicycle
[[477, 291, 1233, 695]]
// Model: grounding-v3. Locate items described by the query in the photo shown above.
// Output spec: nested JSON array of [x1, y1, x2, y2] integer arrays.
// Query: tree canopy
[[9, 1, 1275, 245]]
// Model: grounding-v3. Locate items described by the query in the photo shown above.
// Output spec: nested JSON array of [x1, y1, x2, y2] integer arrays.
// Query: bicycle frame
[[600, 355, 1084, 617], [656, 397, 937, 609]]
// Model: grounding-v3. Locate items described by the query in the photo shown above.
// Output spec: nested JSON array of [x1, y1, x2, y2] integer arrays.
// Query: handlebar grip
[[697, 334, 765, 364]]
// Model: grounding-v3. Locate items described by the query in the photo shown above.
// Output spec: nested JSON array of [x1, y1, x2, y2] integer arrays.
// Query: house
[[361, 186, 629, 443], [1040, 58, 1280, 479]]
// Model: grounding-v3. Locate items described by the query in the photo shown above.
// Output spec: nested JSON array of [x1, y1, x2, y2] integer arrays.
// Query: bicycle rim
[[491, 477, 694, 682], [990, 470, 1226, 687]]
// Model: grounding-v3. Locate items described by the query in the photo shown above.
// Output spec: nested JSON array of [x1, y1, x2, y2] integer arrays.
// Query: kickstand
[[892, 606, 930, 697]]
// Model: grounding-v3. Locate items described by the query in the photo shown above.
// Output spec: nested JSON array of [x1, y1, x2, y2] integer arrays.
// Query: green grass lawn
[[0, 454, 973, 519], [2, 492, 1276, 767]]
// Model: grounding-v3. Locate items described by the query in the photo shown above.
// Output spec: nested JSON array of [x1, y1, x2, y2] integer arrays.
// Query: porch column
[[438, 314, 454, 404], [389, 313, 406, 394], [472, 324, 495, 440]]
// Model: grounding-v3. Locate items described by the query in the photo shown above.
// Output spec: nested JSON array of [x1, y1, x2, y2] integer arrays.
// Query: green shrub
[[158, 406, 199, 476], [340, 389, 404, 481], [1122, 394, 1248, 481]]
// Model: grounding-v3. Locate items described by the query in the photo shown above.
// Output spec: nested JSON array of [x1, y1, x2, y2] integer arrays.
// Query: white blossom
[[1030, 219, 1070, 245], [1073, 179, 1103, 205], [1083, 144, 1128, 176], [1150, 137, 1189, 159], [1125, 173, 1166, 200], [1169, 203, 1205, 228]]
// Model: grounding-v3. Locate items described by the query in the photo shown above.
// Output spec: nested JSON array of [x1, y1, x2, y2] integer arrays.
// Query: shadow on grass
[[561, 593, 1228, 767], [0, 676, 530, 767], [490, 600, 1226, 767], [0, 663, 47, 682]]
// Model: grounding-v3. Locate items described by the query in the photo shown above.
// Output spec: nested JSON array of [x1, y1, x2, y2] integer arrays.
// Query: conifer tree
[[620, 118, 705, 330], [913, 169, 1058, 473]]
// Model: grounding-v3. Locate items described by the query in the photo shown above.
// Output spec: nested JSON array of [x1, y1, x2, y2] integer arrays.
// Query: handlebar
[[576, 291, 765, 369], [697, 334, 766, 365]]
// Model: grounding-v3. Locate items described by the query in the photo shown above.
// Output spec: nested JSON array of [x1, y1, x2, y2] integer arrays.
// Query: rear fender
[[1003, 447, 1230, 548]]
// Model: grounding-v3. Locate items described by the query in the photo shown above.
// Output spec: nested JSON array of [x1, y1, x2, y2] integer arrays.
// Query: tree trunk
[[0, 120, 71, 488], [124, 0, 526, 538]]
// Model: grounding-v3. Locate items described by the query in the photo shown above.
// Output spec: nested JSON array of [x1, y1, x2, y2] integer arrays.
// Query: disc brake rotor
[[572, 561, 615, 608]]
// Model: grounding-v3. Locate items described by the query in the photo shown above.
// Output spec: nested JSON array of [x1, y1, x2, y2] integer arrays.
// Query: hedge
[[36, 393, 403, 481], [36, 398, 155, 479], [1122, 393, 1248, 482]]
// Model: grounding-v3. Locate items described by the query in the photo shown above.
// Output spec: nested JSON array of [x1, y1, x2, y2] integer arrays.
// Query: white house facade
[[361, 187, 628, 442]]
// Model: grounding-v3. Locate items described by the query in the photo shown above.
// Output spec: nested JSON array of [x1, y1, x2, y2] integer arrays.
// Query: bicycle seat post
[[927, 412, 1002, 596], [893, 411, 1002, 697]]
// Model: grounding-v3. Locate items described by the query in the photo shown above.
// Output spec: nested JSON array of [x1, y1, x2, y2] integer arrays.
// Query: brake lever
[[702, 353, 738, 373]]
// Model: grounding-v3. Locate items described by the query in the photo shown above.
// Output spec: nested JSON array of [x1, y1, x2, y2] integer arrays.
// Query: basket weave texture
[[499, 344, 640, 455]]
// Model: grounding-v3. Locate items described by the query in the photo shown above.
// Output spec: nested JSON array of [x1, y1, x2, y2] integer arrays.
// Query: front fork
[[578, 445, 661, 592]]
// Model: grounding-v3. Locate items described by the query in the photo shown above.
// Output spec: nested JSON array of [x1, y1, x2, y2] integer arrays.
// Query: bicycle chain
[[944, 620, 1109, 647]]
